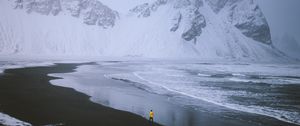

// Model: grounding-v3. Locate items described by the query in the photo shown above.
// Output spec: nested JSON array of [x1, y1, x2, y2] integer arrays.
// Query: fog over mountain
[[256, 0, 300, 59], [1, 1, 300, 126]]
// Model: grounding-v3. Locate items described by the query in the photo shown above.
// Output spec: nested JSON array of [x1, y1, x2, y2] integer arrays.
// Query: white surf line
[[197, 73, 211, 77], [132, 72, 300, 125]]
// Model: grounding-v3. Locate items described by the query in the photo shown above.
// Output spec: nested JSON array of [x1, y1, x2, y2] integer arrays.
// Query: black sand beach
[[0, 63, 161, 126], [1, 63, 299, 126]]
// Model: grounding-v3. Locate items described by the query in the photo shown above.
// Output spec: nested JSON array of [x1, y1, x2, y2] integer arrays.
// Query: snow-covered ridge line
[[0, 112, 31, 126], [0, 0, 288, 61]]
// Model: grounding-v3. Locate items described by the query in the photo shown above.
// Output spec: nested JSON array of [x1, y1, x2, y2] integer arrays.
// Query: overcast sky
[[256, 0, 300, 43]]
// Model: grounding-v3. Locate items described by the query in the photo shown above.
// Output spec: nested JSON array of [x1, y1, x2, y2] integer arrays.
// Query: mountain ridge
[[0, 0, 286, 61]]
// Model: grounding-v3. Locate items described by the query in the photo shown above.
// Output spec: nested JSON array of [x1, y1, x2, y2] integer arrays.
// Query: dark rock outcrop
[[14, 0, 118, 28], [206, 0, 272, 44]]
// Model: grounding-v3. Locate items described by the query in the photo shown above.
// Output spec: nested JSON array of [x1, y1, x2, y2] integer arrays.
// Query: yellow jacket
[[150, 111, 154, 118]]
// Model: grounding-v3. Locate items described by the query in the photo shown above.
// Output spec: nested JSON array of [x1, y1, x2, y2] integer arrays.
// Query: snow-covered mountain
[[14, 0, 118, 28], [0, 0, 284, 60]]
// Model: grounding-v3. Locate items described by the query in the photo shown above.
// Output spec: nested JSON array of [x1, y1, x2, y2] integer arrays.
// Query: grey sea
[[49, 61, 300, 126]]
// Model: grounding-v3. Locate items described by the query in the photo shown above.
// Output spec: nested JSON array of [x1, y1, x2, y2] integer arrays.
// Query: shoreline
[[0, 63, 161, 126], [1, 62, 299, 126], [49, 63, 299, 126]]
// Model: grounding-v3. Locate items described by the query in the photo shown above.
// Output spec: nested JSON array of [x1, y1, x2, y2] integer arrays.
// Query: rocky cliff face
[[130, 0, 207, 43], [14, 0, 118, 28], [206, 0, 272, 44], [13, 0, 270, 43], [129, 0, 168, 17], [130, 0, 271, 44], [0, 0, 280, 60]]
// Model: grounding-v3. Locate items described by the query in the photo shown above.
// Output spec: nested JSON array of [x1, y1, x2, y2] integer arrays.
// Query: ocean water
[[103, 62, 300, 125], [49, 61, 300, 126]]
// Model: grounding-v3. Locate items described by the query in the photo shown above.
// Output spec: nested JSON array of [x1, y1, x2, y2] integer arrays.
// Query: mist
[[257, 0, 300, 58]]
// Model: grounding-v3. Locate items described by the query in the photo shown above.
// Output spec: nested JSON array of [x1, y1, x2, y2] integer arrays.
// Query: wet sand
[[0, 63, 161, 126]]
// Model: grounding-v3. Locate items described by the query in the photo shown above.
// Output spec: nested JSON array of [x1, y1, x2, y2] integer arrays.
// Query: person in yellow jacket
[[149, 110, 154, 124]]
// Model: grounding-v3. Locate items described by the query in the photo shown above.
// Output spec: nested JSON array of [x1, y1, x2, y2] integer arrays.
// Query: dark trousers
[[149, 117, 154, 124]]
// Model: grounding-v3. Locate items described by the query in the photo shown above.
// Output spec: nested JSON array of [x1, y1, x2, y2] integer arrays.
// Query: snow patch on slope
[[0, 0, 288, 61], [0, 0, 110, 57], [0, 112, 31, 126]]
